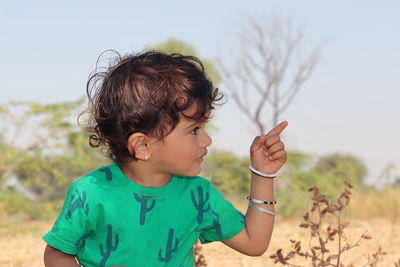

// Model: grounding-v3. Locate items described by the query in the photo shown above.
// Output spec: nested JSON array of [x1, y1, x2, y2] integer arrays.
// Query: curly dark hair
[[82, 50, 221, 164]]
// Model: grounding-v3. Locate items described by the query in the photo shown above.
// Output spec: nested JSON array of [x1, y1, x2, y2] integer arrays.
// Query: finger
[[250, 134, 268, 152], [267, 142, 285, 155], [268, 150, 287, 162], [265, 134, 281, 147], [265, 121, 288, 138], [262, 141, 284, 157]]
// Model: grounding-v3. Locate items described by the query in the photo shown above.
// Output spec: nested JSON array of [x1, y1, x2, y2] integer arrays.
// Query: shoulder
[[70, 164, 115, 191]]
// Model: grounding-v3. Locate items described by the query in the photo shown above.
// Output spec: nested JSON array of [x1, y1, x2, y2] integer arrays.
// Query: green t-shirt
[[43, 163, 245, 267]]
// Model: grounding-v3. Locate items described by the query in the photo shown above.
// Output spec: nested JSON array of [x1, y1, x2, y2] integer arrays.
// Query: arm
[[223, 121, 288, 256], [44, 245, 80, 267]]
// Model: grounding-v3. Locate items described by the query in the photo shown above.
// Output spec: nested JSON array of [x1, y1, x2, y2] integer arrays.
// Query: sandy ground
[[202, 218, 400, 266], [0, 218, 399, 266]]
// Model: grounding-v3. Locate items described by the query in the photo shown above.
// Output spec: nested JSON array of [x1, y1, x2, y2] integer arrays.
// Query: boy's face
[[149, 115, 212, 177]]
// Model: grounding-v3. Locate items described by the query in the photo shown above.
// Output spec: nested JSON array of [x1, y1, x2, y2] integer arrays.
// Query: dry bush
[[270, 180, 393, 267]]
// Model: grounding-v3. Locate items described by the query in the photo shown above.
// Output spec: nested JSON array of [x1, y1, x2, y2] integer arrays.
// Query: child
[[43, 51, 288, 267]]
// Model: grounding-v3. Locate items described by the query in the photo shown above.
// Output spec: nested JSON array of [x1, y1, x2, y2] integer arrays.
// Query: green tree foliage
[[395, 176, 400, 187], [148, 38, 221, 85], [276, 151, 316, 215], [0, 100, 108, 202], [311, 153, 367, 191], [277, 152, 368, 216], [202, 151, 250, 197], [378, 162, 399, 189]]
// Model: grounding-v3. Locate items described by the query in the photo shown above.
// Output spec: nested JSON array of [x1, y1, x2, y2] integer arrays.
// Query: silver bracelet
[[248, 202, 277, 216], [248, 165, 277, 178], [247, 195, 277, 205]]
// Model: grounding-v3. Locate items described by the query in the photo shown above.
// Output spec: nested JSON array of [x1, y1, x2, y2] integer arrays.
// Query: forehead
[[174, 113, 209, 132], [175, 117, 200, 130]]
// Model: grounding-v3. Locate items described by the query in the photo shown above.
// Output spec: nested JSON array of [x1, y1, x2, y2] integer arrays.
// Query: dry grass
[[0, 217, 399, 266], [0, 218, 50, 267], [203, 218, 400, 266]]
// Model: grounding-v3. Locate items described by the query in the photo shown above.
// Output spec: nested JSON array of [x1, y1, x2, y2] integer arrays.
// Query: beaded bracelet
[[246, 195, 277, 205], [248, 202, 277, 216], [248, 165, 277, 178]]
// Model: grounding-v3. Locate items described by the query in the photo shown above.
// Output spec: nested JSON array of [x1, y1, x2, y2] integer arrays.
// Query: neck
[[119, 160, 171, 187]]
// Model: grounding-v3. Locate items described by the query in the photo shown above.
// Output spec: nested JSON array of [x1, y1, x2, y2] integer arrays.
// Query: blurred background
[[1, 0, 399, 266]]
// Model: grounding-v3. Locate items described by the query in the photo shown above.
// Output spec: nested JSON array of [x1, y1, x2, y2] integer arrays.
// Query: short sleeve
[[42, 182, 91, 255], [199, 182, 246, 244]]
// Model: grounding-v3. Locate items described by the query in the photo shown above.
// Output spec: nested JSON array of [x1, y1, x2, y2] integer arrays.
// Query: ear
[[127, 133, 151, 161]]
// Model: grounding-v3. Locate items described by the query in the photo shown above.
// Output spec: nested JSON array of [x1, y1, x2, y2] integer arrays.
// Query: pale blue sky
[[1, 0, 399, 185]]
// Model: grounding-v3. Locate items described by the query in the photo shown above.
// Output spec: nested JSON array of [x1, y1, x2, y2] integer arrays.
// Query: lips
[[196, 151, 208, 162]]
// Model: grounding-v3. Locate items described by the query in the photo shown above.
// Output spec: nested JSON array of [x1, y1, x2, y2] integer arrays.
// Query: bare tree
[[219, 16, 321, 134]]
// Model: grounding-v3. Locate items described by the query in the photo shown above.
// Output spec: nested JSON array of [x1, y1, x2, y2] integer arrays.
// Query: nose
[[201, 130, 212, 148]]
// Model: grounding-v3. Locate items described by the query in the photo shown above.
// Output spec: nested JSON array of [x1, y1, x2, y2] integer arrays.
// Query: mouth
[[196, 152, 208, 162]]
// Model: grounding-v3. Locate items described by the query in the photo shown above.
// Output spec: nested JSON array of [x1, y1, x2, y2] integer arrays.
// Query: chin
[[180, 166, 202, 177]]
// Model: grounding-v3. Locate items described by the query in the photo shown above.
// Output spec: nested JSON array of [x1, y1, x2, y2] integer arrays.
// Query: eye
[[190, 126, 201, 135]]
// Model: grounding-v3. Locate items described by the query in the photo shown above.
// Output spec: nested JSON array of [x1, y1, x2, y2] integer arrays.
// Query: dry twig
[[270, 180, 377, 266]]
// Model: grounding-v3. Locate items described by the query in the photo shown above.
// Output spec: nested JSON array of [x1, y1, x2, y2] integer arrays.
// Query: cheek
[[177, 138, 198, 156], [165, 141, 192, 156]]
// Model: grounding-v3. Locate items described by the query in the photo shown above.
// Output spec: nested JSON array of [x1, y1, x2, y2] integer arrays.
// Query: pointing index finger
[[265, 121, 288, 137]]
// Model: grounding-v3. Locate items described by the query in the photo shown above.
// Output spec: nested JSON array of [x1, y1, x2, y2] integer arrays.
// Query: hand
[[249, 121, 288, 175]]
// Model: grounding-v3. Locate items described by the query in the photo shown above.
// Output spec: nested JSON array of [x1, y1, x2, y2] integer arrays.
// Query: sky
[[1, 0, 399, 186]]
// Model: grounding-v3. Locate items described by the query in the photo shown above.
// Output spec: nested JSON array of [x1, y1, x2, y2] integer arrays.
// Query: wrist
[[248, 165, 277, 178], [249, 172, 274, 197]]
